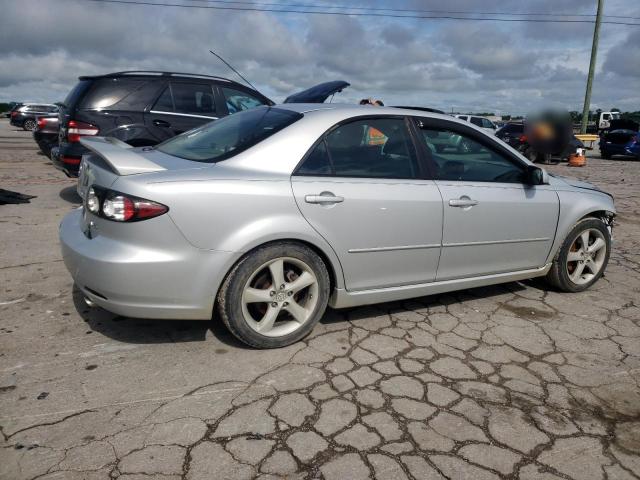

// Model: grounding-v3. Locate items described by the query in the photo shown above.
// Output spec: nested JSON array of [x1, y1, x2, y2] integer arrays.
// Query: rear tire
[[546, 218, 611, 293], [600, 151, 611, 159], [23, 119, 36, 131], [217, 242, 330, 348]]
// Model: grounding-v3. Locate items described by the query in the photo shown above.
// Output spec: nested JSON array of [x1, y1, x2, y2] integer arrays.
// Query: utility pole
[[580, 0, 604, 134]]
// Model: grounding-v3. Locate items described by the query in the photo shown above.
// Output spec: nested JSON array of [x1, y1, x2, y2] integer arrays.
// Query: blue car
[[600, 119, 640, 160]]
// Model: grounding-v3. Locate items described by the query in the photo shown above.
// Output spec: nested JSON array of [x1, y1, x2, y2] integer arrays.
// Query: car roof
[[275, 103, 462, 123], [78, 71, 237, 83]]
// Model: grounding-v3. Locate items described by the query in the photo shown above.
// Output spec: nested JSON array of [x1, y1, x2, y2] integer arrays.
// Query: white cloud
[[0, 0, 638, 113]]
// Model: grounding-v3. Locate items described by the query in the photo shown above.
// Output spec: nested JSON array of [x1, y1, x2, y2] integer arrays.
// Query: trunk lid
[[284, 80, 350, 103], [77, 136, 208, 199]]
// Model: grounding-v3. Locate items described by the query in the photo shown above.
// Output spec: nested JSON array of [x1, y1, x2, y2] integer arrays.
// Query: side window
[[481, 118, 494, 129], [458, 115, 467, 121], [325, 118, 418, 179], [419, 127, 525, 183], [469, 117, 483, 127], [153, 86, 174, 112], [222, 87, 266, 114], [297, 140, 332, 176], [171, 83, 216, 116]]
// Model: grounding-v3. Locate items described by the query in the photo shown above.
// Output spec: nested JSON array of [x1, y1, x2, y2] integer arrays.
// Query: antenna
[[209, 50, 259, 92]]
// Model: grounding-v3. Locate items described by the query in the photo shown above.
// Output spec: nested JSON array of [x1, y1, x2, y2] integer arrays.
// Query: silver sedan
[[60, 105, 615, 348]]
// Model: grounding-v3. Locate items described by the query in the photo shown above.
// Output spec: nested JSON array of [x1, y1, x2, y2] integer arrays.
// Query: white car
[[455, 115, 498, 135]]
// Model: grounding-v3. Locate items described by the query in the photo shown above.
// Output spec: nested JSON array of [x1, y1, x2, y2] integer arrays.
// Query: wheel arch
[[213, 236, 345, 311], [546, 190, 616, 264]]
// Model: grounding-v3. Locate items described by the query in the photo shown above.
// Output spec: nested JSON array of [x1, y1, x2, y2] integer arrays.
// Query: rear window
[[79, 78, 147, 109], [63, 80, 92, 109], [156, 106, 302, 163], [500, 123, 524, 133]]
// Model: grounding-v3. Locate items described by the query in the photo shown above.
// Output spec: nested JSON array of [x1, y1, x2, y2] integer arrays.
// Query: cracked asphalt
[[1, 117, 639, 480]]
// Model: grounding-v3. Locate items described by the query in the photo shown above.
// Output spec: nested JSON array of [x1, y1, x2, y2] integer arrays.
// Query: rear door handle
[[449, 197, 479, 208], [153, 119, 171, 127], [305, 193, 344, 204]]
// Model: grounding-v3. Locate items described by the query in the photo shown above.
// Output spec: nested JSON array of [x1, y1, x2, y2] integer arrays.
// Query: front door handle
[[449, 197, 479, 208], [153, 119, 171, 127], [305, 193, 344, 204]]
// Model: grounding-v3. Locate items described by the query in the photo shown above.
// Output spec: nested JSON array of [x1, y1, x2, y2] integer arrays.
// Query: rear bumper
[[51, 148, 80, 177], [59, 208, 237, 320], [55, 142, 88, 176]]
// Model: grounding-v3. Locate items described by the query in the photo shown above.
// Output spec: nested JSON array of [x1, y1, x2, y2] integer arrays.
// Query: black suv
[[10, 104, 59, 131], [54, 71, 274, 176]]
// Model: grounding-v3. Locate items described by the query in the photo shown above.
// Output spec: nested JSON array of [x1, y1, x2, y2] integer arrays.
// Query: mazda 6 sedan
[[60, 105, 615, 348]]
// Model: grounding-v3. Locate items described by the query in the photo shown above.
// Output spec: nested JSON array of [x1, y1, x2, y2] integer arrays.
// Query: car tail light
[[67, 120, 99, 142], [519, 135, 527, 142], [88, 186, 168, 222], [37, 118, 47, 129], [61, 156, 81, 165], [11, 111, 17, 117]]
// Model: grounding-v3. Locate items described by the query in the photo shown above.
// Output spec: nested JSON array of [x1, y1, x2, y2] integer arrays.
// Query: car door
[[414, 117, 559, 281], [146, 82, 218, 141], [291, 116, 443, 291]]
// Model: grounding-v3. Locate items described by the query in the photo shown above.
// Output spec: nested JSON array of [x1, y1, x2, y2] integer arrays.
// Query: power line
[[180, 0, 640, 21], [79, 0, 640, 25]]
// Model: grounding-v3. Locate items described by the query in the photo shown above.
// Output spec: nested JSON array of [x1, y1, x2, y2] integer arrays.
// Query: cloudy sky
[[1, 0, 639, 114]]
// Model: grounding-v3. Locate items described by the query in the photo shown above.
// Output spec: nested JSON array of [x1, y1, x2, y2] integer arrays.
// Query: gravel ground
[[1, 117, 639, 480]]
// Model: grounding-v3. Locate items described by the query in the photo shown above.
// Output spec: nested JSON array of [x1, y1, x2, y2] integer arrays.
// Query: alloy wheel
[[241, 256, 319, 337], [566, 228, 607, 285]]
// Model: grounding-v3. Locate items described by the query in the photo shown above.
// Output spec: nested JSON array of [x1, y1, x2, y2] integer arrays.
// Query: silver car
[[60, 105, 615, 348]]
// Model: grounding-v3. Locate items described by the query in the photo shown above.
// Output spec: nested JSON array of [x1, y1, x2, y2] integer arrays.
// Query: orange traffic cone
[[568, 148, 586, 167]]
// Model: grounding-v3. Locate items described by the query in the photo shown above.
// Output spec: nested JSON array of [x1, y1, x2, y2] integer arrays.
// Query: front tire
[[217, 242, 330, 348], [546, 218, 611, 292]]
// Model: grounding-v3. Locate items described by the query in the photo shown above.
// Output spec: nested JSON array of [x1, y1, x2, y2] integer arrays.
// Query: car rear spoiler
[[80, 137, 166, 176]]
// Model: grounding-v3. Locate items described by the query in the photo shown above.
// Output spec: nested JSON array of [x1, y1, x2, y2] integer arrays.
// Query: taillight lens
[[519, 135, 528, 142], [87, 186, 168, 222], [37, 118, 47, 129], [67, 120, 99, 142], [11, 111, 17, 117]]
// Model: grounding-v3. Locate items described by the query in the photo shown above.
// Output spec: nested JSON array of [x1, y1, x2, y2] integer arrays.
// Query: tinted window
[[222, 87, 266, 114], [324, 118, 418, 179], [171, 83, 215, 116], [420, 127, 525, 183], [469, 117, 483, 127], [481, 118, 494, 128], [153, 87, 174, 111], [63, 80, 92, 109], [499, 123, 524, 134], [80, 78, 146, 109], [297, 141, 332, 175], [458, 116, 467, 120], [156, 107, 301, 163]]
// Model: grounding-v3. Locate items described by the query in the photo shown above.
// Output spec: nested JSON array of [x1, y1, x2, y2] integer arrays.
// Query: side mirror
[[526, 165, 549, 185]]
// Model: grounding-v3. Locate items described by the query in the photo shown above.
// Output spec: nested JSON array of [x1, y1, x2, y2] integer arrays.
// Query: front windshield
[[612, 112, 621, 120], [156, 106, 302, 163]]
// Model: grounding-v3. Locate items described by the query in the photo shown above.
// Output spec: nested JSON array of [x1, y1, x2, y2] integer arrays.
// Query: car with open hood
[[54, 72, 349, 177], [60, 105, 615, 348], [600, 119, 640, 160]]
